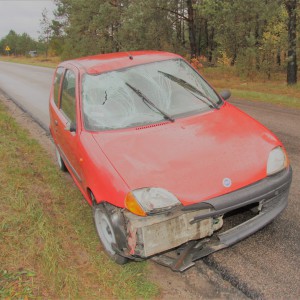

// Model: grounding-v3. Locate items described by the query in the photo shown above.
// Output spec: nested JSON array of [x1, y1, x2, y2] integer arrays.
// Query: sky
[[0, 0, 56, 40]]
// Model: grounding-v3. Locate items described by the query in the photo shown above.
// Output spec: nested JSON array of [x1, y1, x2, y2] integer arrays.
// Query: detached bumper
[[152, 167, 292, 271]]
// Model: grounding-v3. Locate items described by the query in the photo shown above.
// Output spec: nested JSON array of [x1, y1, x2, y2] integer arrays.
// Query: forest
[[0, 0, 299, 84]]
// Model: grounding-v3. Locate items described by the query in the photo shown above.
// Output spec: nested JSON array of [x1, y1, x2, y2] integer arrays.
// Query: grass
[[201, 67, 300, 108], [230, 89, 300, 108], [0, 270, 36, 299], [0, 55, 59, 68], [0, 102, 158, 299]]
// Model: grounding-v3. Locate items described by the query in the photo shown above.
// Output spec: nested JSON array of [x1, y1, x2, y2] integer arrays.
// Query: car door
[[54, 67, 83, 184]]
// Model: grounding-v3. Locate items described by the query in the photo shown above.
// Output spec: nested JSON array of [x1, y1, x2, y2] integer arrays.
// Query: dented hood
[[92, 103, 280, 205]]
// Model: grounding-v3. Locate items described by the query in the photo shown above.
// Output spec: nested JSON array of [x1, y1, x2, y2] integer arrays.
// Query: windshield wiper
[[158, 71, 219, 110], [125, 82, 175, 123]]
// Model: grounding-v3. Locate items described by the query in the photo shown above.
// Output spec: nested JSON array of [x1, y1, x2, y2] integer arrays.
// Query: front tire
[[93, 203, 128, 265]]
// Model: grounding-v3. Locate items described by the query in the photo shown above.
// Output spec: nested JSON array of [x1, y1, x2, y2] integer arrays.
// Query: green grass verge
[[0, 102, 158, 299], [230, 89, 300, 108], [201, 67, 300, 109]]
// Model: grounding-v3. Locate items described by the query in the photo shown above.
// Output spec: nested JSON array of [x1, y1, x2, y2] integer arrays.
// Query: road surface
[[0, 61, 54, 129], [0, 61, 299, 299]]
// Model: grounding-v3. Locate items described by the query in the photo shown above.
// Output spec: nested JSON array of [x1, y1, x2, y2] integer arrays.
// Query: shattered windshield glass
[[82, 58, 221, 131]]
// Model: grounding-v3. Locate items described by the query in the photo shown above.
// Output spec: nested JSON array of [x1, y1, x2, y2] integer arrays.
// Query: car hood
[[92, 102, 280, 205]]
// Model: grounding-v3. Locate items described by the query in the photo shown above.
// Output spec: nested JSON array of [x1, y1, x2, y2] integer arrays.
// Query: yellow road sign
[[5, 46, 10, 51]]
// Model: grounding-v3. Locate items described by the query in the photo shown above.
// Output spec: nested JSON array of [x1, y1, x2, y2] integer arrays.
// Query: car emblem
[[223, 178, 232, 188]]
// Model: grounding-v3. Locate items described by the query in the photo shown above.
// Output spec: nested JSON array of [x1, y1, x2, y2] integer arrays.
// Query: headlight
[[267, 147, 288, 176], [125, 187, 181, 216]]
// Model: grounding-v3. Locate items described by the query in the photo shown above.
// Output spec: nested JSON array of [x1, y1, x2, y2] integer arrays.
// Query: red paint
[[49, 51, 285, 209]]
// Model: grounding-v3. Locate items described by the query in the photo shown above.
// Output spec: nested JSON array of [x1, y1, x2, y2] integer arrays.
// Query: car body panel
[[50, 65, 84, 182], [77, 131, 131, 205], [74, 51, 181, 74], [92, 101, 280, 206]]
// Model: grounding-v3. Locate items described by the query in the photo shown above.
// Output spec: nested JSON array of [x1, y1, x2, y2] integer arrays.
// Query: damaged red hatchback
[[49, 51, 292, 271]]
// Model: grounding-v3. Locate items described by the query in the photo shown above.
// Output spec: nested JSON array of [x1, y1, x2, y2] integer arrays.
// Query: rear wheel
[[93, 201, 128, 265], [55, 146, 67, 172]]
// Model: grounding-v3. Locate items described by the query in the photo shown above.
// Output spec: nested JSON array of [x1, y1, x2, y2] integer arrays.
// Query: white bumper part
[[124, 209, 223, 257]]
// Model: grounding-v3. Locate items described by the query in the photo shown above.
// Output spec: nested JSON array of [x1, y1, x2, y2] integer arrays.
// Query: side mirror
[[65, 122, 76, 132], [219, 90, 231, 100]]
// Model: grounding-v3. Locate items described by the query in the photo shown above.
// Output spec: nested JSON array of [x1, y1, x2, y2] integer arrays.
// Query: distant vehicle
[[49, 51, 292, 271], [28, 50, 37, 57]]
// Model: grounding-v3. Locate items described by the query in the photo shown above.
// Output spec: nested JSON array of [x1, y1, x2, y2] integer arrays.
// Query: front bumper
[[151, 167, 292, 271]]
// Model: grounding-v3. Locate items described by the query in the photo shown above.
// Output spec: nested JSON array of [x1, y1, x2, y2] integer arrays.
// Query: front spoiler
[[152, 167, 292, 271]]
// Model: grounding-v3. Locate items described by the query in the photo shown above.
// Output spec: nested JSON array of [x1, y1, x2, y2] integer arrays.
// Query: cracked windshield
[[82, 59, 221, 130]]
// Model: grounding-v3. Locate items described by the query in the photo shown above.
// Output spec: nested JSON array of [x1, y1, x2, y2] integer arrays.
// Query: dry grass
[[201, 67, 300, 108], [0, 55, 60, 68]]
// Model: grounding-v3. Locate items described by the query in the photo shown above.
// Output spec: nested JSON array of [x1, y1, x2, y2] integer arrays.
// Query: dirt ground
[[0, 92, 247, 299]]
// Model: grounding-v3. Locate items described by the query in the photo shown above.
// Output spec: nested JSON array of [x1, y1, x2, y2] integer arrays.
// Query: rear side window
[[53, 67, 64, 106], [60, 70, 76, 123]]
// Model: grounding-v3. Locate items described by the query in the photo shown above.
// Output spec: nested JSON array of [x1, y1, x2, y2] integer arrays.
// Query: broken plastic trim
[[183, 167, 292, 223], [151, 168, 292, 272]]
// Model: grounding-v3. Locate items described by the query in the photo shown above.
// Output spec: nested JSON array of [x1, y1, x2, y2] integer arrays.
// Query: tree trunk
[[255, 14, 261, 70], [208, 27, 215, 63], [175, 0, 181, 42], [285, 0, 297, 85], [186, 0, 197, 58], [277, 48, 281, 66]]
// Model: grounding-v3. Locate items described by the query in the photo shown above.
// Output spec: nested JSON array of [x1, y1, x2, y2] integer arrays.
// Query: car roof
[[60, 50, 181, 75]]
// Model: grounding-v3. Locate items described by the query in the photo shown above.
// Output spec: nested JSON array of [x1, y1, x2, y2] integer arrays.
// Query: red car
[[49, 51, 292, 271]]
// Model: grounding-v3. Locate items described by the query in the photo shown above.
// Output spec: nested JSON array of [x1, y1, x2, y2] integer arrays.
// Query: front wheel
[[93, 203, 128, 265]]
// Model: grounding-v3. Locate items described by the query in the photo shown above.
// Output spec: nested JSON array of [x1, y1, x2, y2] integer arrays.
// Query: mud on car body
[[49, 51, 292, 271]]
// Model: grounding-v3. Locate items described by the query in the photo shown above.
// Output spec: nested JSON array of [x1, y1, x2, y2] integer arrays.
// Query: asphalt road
[[0, 61, 54, 129], [0, 61, 299, 299]]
